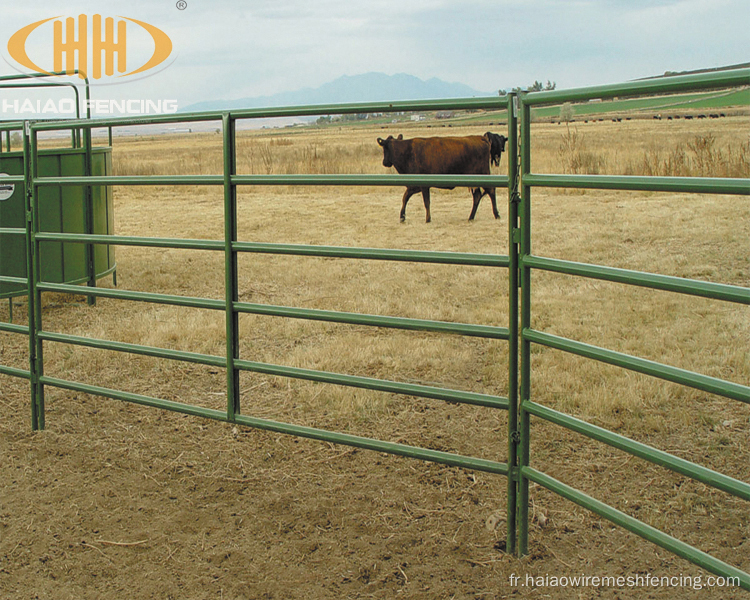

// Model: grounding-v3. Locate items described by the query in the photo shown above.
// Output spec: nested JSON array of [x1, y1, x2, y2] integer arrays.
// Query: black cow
[[376, 133, 507, 223]]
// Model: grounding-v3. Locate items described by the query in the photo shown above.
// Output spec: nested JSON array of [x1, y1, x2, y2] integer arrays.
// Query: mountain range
[[181, 72, 492, 113]]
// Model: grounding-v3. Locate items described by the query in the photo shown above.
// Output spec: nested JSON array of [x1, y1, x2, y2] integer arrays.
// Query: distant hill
[[181, 72, 492, 113]]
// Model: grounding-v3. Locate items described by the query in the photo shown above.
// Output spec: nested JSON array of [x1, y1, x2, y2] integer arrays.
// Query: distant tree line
[[499, 80, 557, 95]]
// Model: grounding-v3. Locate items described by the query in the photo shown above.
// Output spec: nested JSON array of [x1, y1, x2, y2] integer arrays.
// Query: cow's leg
[[488, 187, 499, 219], [421, 187, 431, 223], [469, 187, 484, 221], [400, 187, 419, 222]]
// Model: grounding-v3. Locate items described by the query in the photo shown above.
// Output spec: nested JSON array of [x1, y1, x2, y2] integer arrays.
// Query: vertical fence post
[[28, 123, 45, 430], [23, 122, 38, 429], [223, 113, 240, 421], [83, 126, 96, 305], [517, 95, 532, 556], [506, 92, 520, 555]]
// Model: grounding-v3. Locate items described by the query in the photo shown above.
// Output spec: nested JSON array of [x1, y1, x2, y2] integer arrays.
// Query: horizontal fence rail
[[523, 255, 750, 304]]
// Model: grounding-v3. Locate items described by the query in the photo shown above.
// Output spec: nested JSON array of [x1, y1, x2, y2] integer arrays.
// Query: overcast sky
[[1, 0, 747, 112]]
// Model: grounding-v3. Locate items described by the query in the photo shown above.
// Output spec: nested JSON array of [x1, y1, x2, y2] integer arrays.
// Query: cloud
[[0, 0, 747, 107]]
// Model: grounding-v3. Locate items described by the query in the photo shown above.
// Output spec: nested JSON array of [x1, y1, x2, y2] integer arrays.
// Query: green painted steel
[[524, 328, 750, 403], [1, 67, 746, 590], [517, 68, 750, 590], [523, 255, 750, 304], [523, 467, 750, 590], [523, 400, 750, 501], [523, 173, 749, 195], [0, 146, 116, 299]]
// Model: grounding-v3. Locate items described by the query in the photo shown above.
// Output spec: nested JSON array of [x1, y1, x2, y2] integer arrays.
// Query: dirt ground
[[2, 381, 747, 600], [1, 116, 749, 599]]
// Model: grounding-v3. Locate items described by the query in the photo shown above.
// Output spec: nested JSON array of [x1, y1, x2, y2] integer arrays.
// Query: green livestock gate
[[0, 67, 748, 589]]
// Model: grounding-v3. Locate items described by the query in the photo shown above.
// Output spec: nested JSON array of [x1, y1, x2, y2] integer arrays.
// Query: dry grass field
[[1, 113, 748, 599]]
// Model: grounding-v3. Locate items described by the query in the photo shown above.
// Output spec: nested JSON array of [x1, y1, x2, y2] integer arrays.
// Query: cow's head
[[377, 134, 403, 168], [484, 132, 508, 166]]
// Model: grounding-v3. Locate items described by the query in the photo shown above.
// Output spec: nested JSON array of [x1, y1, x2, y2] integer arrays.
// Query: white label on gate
[[0, 173, 14, 201]]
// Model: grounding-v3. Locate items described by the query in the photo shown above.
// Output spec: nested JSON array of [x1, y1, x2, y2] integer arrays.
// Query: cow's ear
[[397, 134, 403, 140], [377, 138, 385, 146]]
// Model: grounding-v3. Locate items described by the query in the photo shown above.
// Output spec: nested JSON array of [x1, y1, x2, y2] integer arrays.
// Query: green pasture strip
[[0, 365, 31, 379], [523, 400, 750, 501], [522, 467, 750, 591], [233, 241, 510, 267], [234, 358, 509, 410], [523, 174, 750, 195], [37, 374, 508, 476], [523, 68, 750, 106], [235, 301, 509, 339], [529, 89, 748, 120], [523, 329, 750, 404], [522, 256, 750, 305], [38, 331, 226, 369], [675, 88, 749, 110]]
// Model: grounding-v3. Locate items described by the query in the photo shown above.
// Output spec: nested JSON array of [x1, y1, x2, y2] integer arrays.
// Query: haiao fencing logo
[[6, 15, 173, 83]]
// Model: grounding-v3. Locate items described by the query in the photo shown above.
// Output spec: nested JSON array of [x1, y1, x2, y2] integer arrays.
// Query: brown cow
[[377, 133, 504, 223]]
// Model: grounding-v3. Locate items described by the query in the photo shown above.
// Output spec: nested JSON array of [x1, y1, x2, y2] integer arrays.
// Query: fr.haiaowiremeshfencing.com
[[508, 572, 740, 591]]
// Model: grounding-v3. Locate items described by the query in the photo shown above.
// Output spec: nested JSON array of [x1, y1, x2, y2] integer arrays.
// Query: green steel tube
[[0, 276, 28, 285], [523, 400, 750, 501], [34, 174, 508, 188], [36, 374, 508, 475], [82, 126, 96, 304], [506, 91, 520, 555], [32, 233, 510, 268], [38, 331, 226, 369], [522, 67, 750, 106], [29, 96, 507, 132], [524, 329, 750, 404], [35, 233, 225, 251], [231, 174, 508, 188], [234, 301, 509, 339], [28, 126, 44, 430], [234, 358, 509, 410], [34, 175, 224, 187], [523, 467, 750, 591], [223, 113, 240, 421], [37, 282, 226, 311], [523, 174, 750, 196], [0, 322, 29, 335], [0, 365, 31, 379], [523, 255, 750, 305], [233, 241, 509, 267], [517, 95, 533, 557]]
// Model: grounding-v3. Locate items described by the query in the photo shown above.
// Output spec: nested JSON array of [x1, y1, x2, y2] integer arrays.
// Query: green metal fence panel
[[517, 67, 750, 590], [3, 68, 746, 589]]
